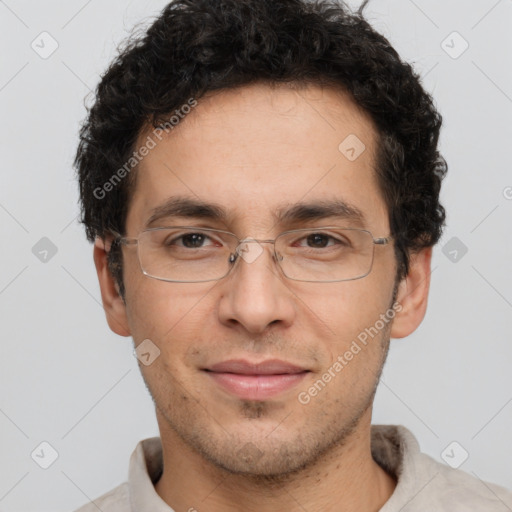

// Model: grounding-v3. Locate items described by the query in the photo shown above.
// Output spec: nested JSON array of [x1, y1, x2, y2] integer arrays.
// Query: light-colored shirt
[[74, 424, 512, 511]]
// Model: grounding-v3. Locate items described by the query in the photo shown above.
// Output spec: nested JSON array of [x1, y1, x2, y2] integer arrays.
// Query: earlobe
[[390, 247, 432, 339], [93, 237, 131, 337]]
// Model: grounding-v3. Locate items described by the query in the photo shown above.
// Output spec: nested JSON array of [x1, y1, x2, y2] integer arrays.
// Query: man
[[74, 0, 512, 510]]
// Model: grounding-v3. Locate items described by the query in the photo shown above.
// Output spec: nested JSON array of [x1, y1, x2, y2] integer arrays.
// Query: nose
[[217, 240, 296, 334]]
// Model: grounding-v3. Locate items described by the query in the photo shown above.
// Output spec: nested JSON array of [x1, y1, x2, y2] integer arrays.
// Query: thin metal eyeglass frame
[[109, 226, 393, 283]]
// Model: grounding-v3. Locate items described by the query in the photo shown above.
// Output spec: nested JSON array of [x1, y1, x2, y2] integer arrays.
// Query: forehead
[[127, 83, 388, 234]]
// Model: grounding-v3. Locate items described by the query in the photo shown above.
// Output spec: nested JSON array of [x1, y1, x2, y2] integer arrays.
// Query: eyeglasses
[[110, 226, 392, 283]]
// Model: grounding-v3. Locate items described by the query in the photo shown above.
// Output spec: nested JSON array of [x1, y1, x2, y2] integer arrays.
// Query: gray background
[[0, 0, 511, 510]]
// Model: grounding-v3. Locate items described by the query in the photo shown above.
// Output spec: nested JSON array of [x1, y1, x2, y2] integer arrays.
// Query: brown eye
[[305, 233, 331, 248], [163, 232, 215, 249], [179, 233, 208, 248]]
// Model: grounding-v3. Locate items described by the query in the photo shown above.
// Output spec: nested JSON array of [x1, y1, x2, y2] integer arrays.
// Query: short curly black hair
[[75, 0, 447, 299]]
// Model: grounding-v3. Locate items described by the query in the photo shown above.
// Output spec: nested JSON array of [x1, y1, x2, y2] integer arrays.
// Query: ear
[[93, 237, 131, 337], [390, 247, 432, 339]]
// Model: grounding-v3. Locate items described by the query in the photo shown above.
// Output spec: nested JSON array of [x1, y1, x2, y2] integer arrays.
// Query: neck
[[154, 408, 396, 512]]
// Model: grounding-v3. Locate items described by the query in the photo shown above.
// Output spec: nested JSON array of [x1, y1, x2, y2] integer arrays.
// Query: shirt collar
[[129, 436, 173, 511]]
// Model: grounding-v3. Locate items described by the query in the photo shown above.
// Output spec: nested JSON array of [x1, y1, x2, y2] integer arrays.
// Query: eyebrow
[[144, 196, 366, 228]]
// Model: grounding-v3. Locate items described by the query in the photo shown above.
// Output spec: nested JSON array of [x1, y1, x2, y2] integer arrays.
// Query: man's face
[[118, 83, 400, 476]]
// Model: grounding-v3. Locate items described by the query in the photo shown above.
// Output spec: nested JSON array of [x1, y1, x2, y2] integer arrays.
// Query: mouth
[[202, 359, 310, 401]]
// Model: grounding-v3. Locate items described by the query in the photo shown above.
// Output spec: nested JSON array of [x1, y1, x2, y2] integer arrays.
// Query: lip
[[203, 359, 310, 400], [207, 359, 307, 375]]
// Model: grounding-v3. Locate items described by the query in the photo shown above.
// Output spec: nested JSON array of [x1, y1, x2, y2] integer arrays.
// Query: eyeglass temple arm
[[373, 236, 393, 245], [106, 229, 138, 246]]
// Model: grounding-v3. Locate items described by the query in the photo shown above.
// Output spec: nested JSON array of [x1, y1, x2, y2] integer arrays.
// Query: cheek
[[126, 284, 211, 397], [126, 277, 217, 351], [298, 279, 393, 339], [297, 279, 394, 390], [305, 287, 393, 394]]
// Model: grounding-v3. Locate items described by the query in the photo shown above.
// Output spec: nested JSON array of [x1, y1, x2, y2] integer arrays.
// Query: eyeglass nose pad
[[230, 242, 283, 266]]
